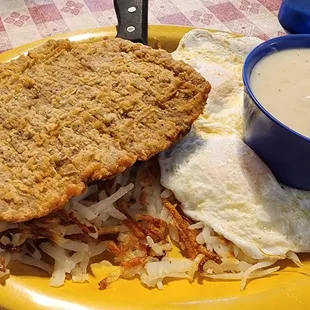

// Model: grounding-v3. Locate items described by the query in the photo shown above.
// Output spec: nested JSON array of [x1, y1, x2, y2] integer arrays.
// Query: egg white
[[172, 29, 262, 136], [159, 30, 310, 260]]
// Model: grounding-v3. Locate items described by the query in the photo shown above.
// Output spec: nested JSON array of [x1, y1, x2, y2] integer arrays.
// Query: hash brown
[[0, 37, 210, 222]]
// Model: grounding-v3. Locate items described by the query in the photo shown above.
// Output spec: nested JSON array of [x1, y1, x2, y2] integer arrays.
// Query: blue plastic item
[[243, 35, 310, 190], [278, 0, 310, 34]]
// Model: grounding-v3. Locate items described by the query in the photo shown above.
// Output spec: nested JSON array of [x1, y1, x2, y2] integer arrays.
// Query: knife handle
[[114, 0, 148, 45]]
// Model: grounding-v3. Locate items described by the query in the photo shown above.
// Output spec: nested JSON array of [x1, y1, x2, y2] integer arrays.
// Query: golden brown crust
[[0, 37, 210, 222]]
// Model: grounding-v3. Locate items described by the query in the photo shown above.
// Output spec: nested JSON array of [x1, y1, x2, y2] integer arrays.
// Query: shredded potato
[[0, 160, 304, 290]]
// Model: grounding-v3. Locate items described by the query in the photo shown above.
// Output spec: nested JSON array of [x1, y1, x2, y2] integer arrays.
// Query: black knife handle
[[114, 0, 148, 45]]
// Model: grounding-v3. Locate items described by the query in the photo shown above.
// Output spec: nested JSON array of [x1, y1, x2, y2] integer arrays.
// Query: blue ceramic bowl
[[243, 35, 310, 190], [278, 0, 310, 34]]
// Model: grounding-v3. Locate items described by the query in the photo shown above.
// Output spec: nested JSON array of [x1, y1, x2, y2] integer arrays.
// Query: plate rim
[[0, 24, 196, 62]]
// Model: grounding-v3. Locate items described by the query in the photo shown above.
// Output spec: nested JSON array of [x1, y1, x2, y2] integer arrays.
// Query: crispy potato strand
[[163, 199, 221, 264]]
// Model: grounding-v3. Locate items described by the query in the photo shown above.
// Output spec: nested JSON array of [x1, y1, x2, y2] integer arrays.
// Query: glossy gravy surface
[[250, 48, 310, 137]]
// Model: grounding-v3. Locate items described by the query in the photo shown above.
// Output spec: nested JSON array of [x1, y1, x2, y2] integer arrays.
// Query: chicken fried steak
[[0, 37, 210, 222]]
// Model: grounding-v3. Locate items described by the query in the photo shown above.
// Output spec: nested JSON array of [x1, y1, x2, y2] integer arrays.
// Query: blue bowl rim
[[242, 34, 310, 142]]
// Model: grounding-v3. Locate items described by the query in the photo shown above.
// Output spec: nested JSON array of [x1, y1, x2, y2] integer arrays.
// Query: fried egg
[[172, 29, 261, 136], [159, 29, 310, 260]]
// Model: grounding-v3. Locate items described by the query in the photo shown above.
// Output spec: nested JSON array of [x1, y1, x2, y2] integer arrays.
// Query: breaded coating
[[0, 37, 210, 222]]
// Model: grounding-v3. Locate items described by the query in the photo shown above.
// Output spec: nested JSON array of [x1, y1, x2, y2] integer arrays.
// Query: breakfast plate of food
[[1, 2, 310, 309]]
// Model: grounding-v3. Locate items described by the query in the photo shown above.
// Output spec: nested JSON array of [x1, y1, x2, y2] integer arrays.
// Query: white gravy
[[250, 48, 310, 137]]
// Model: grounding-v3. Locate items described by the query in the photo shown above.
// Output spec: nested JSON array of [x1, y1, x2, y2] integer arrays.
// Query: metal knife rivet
[[127, 26, 135, 32], [128, 6, 136, 13]]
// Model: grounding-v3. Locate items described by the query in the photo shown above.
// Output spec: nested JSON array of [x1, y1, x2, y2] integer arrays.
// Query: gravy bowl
[[243, 35, 310, 190]]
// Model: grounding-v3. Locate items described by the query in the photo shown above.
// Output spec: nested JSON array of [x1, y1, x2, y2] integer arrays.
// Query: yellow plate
[[1, 25, 310, 310]]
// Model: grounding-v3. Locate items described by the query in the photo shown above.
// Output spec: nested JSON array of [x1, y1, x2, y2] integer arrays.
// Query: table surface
[[0, 0, 284, 53]]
